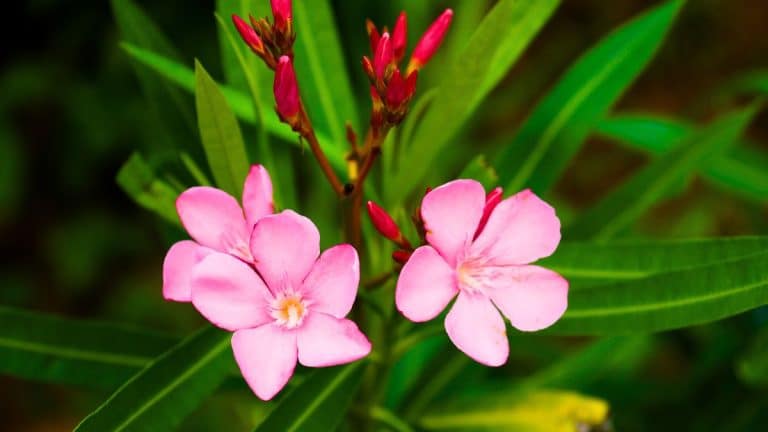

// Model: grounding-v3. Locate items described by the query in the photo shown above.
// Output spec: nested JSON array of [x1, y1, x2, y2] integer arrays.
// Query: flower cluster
[[164, 166, 370, 400]]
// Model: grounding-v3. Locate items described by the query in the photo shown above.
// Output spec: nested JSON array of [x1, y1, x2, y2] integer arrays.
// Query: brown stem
[[300, 111, 346, 197]]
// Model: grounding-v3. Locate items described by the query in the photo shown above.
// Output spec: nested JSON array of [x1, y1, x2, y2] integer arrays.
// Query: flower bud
[[392, 250, 412, 265], [408, 9, 453, 73], [274, 56, 301, 121], [385, 69, 417, 108], [366, 19, 381, 56], [373, 32, 393, 80], [271, 0, 293, 33], [233, 15, 264, 54], [475, 187, 503, 238], [367, 201, 401, 242], [392, 12, 408, 63]]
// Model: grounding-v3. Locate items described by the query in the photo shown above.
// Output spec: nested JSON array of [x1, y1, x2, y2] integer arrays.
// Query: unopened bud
[[408, 9, 453, 73], [232, 15, 264, 54], [367, 201, 402, 241], [392, 12, 408, 63], [373, 32, 393, 80], [271, 0, 292, 33], [274, 56, 301, 121], [475, 187, 503, 238], [392, 250, 412, 265], [385, 69, 418, 108], [366, 19, 381, 56]]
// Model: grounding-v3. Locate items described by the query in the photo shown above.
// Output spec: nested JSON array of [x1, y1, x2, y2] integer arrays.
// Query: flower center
[[456, 256, 496, 296], [270, 291, 308, 329]]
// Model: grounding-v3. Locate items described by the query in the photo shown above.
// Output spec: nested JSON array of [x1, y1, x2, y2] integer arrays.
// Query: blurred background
[[1, 0, 767, 430]]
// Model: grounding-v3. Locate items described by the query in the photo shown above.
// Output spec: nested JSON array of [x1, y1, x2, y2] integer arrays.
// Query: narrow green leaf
[[195, 61, 251, 197], [549, 249, 768, 335], [597, 114, 768, 203], [254, 363, 365, 432], [737, 326, 768, 388], [420, 390, 610, 431], [497, 0, 683, 194], [120, 43, 347, 172], [75, 326, 233, 432], [541, 236, 768, 286], [567, 105, 758, 240], [724, 69, 768, 97], [388, 0, 559, 201], [458, 155, 499, 190], [293, 0, 359, 145], [0, 305, 177, 390], [116, 153, 181, 225], [180, 152, 213, 187]]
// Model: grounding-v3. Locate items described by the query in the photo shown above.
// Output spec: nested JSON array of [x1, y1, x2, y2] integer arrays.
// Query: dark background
[[1, 0, 767, 430]]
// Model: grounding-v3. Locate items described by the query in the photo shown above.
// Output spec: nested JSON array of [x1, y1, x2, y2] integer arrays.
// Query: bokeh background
[[1, 0, 767, 430]]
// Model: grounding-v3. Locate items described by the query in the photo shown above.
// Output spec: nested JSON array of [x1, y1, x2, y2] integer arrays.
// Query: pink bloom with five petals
[[395, 180, 568, 366], [162, 165, 273, 302], [190, 210, 371, 400]]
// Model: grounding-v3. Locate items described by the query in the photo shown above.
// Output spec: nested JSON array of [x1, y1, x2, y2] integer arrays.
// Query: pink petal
[[232, 324, 297, 401], [297, 313, 371, 367], [395, 246, 458, 322], [162, 241, 212, 302], [488, 265, 568, 332], [301, 245, 360, 318], [250, 210, 320, 291], [176, 187, 249, 255], [421, 179, 486, 266], [242, 165, 274, 229], [445, 292, 508, 367], [190, 253, 272, 331], [471, 189, 561, 265]]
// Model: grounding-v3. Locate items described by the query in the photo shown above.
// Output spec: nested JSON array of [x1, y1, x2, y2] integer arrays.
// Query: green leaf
[[388, 0, 559, 202], [549, 249, 768, 335], [0, 305, 177, 390], [724, 69, 768, 97], [293, 0, 359, 145], [597, 114, 768, 203], [458, 155, 499, 190], [737, 326, 768, 388], [254, 363, 365, 432], [194, 61, 251, 197], [541, 236, 768, 286], [75, 326, 233, 432], [116, 153, 181, 225], [419, 390, 610, 431], [120, 43, 347, 173], [497, 0, 683, 194], [567, 105, 758, 240]]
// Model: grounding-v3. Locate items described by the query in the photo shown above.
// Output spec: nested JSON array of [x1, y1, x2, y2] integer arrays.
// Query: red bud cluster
[[232, 0, 296, 70], [363, 9, 452, 130]]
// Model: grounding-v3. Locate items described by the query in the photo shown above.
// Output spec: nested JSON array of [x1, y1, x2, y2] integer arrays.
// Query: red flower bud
[[373, 32, 393, 80], [271, 0, 292, 32], [366, 19, 381, 56], [386, 69, 418, 108], [392, 250, 412, 265], [408, 9, 453, 73], [361, 56, 375, 80], [392, 12, 408, 63], [367, 201, 402, 241], [274, 56, 301, 120], [475, 187, 503, 238], [232, 14, 264, 54]]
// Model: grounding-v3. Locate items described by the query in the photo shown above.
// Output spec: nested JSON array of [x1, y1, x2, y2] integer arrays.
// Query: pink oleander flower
[[274, 56, 301, 121], [408, 9, 453, 73], [190, 210, 371, 400], [395, 180, 568, 366], [162, 165, 273, 302]]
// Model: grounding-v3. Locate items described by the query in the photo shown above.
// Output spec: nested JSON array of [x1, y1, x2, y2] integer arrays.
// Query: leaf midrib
[[285, 364, 358, 432], [0, 337, 151, 367]]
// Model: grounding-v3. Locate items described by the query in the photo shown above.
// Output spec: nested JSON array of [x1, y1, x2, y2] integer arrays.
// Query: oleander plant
[[3, 0, 768, 430]]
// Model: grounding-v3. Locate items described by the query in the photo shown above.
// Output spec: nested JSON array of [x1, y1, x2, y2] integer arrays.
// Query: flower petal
[[297, 313, 371, 367], [471, 189, 561, 265], [444, 292, 508, 367], [242, 165, 274, 229], [176, 187, 249, 254], [250, 210, 320, 291], [302, 244, 360, 318], [190, 253, 272, 331], [232, 324, 297, 401], [162, 241, 212, 302], [488, 265, 568, 332], [421, 179, 486, 266], [396, 246, 458, 322]]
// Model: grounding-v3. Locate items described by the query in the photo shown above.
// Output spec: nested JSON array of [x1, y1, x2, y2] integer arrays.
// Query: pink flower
[[395, 180, 568, 366], [408, 9, 453, 72], [162, 165, 273, 302], [190, 210, 371, 400], [274, 56, 301, 121]]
